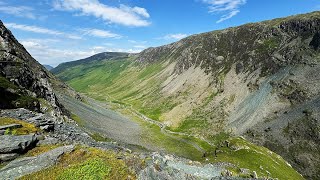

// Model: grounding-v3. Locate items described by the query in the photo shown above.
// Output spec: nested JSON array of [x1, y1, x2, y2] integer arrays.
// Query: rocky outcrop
[[0, 145, 74, 179], [0, 20, 65, 117], [0, 124, 22, 130], [0, 108, 120, 149], [0, 135, 37, 154], [139, 152, 223, 180]]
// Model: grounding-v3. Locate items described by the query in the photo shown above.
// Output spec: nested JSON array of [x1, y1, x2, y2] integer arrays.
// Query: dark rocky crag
[[0, 20, 72, 117]]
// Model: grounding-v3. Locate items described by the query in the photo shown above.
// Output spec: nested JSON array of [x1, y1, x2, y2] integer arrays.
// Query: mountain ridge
[[51, 52, 129, 74]]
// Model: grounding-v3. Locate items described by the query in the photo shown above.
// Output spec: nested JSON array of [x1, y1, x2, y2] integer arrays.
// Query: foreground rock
[[0, 135, 37, 154], [139, 152, 224, 180], [0, 145, 74, 179], [0, 124, 22, 130], [1, 108, 56, 131], [1, 108, 121, 150], [0, 153, 19, 162]]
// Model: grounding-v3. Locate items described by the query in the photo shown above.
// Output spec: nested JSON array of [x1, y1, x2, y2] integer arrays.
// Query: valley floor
[[56, 93, 304, 180], [57, 93, 208, 159]]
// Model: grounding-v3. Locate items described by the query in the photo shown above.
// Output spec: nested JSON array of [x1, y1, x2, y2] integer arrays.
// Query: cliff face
[[0, 21, 64, 117], [53, 11, 320, 179]]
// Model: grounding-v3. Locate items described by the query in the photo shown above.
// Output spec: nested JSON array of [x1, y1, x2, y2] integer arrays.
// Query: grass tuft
[[0, 117, 39, 135], [57, 158, 111, 180]]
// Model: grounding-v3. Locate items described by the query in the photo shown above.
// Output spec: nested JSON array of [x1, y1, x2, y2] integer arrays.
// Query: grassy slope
[[20, 146, 138, 180], [56, 57, 175, 121], [55, 57, 303, 179]]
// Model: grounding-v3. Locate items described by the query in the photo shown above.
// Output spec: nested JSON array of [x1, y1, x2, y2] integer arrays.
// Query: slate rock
[[0, 124, 22, 130], [0, 135, 37, 154], [0, 145, 74, 179], [0, 153, 19, 162]]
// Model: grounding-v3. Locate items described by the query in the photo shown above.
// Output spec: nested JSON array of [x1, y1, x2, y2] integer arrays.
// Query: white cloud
[[5, 23, 62, 35], [162, 33, 188, 40], [4, 23, 82, 40], [52, 0, 151, 27], [128, 40, 147, 44], [0, 5, 36, 19], [201, 0, 246, 23], [19, 39, 142, 66], [81, 28, 121, 38], [133, 45, 147, 49]]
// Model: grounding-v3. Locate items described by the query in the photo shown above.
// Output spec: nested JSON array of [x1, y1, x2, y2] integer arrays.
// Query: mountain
[[43, 64, 54, 71], [54, 11, 320, 179], [0, 18, 301, 180], [51, 52, 129, 75], [0, 20, 67, 117]]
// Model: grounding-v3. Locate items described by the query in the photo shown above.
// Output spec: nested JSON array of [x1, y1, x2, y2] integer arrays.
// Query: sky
[[0, 0, 319, 66]]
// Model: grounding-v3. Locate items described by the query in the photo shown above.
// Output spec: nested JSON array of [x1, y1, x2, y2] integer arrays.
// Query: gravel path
[[57, 94, 145, 147]]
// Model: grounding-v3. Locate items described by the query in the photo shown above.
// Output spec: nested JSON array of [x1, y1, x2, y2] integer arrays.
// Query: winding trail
[[105, 96, 208, 153], [57, 93, 208, 154]]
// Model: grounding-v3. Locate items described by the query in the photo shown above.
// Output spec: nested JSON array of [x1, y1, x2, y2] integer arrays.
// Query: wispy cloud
[[161, 33, 188, 40], [4, 23, 82, 40], [0, 5, 36, 19], [52, 0, 151, 27], [80, 28, 122, 38], [133, 45, 147, 49], [201, 0, 247, 23], [20, 39, 142, 66]]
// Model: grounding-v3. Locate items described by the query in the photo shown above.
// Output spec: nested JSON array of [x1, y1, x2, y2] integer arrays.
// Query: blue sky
[[1, 0, 319, 66]]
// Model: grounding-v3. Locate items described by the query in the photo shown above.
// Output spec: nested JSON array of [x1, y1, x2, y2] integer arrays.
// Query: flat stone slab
[[0, 153, 19, 162], [0, 135, 37, 154], [0, 145, 74, 179], [0, 124, 22, 130]]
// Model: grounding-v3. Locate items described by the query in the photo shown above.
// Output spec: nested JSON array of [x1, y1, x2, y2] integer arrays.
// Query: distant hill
[[43, 64, 54, 71], [51, 52, 129, 74]]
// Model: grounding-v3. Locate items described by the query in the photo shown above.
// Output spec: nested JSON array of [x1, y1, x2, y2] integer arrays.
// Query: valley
[[53, 11, 320, 179], [1, 9, 320, 180]]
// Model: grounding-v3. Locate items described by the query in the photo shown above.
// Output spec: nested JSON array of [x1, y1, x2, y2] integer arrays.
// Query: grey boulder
[[0, 145, 74, 179], [0, 135, 37, 154], [0, 124, 22, 131], [0, 153, 19, 162]]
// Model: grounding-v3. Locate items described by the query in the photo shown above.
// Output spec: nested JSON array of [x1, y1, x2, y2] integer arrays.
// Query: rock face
[[0, 135, 37, 154], [0, 20, 65, 116], [0, 124, 22, 130], [139, 152, 223, 180], [0, 145, 74, 179]]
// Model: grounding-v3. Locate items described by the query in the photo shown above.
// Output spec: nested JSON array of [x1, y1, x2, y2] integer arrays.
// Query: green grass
[[208, 137, 304, 180], [24, 144, 61, 157], [90, 133, 113, 142], [71, 113, 85, 126], [0, 117, 39, 135], [116, 107, 207, 160], [20, 146, 136, 180], [57, 158, 111, 180], [0, 76, 18, 90]]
